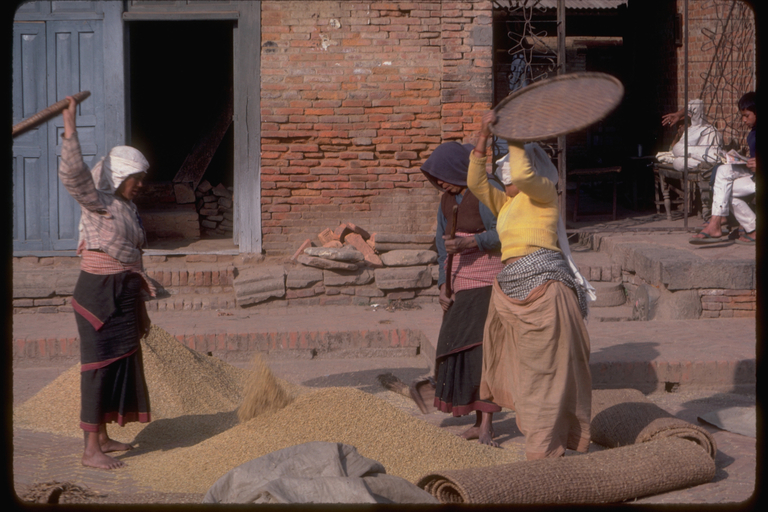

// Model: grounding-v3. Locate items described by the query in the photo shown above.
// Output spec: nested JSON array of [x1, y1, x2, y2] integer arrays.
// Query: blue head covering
[[420, 142, 475, 189]]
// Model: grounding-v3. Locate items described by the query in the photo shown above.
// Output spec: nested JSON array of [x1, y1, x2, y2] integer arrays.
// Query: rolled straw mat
[[417, 437, 714, 504], [591, 388, 717, 459], [490, 72, 624, 142]]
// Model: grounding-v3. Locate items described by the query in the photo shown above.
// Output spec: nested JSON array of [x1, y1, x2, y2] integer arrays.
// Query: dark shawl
[[421, 142, 475, 188]]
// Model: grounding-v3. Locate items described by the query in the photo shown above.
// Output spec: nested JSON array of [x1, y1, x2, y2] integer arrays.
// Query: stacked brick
[[699, 289, 756, 319], [259, 1, 494, 255], [196, 180, 234, 237]]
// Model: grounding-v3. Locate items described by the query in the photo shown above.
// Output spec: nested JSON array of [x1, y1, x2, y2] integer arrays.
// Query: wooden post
[[683, 0, 689, 229], [557, 0, 567, 223]]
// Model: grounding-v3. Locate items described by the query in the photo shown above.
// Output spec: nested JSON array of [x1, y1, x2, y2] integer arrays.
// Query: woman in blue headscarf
[[420, 141, 505, 446]]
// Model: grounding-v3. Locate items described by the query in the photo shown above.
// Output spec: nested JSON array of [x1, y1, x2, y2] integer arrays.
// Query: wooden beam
[[172, 93, 233, 204]]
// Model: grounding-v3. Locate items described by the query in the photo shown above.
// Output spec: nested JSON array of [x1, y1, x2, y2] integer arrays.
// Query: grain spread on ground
[[13, 325, 255, 439], [125, 387, 525, 494], [14, 325, 525, 495]]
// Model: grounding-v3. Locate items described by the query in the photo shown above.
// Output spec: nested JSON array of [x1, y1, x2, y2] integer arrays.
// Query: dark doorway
[[128, 20, 234, 241]]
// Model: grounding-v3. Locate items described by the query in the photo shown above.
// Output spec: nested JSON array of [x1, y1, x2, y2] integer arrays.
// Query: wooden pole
[[12, 91, 91, 138], [557, 0, 567, 224], [683, 0, 689, 229], [444, 205, 460, 300]]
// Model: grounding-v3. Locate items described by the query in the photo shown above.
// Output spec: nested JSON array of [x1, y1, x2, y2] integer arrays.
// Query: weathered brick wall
[[676, 0, 756, 147], [699, 289, 756, 318], [260, 1, 493, 255]]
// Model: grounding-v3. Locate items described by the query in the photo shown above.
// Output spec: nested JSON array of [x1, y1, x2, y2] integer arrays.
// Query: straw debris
[[237, 352, 294, 423]]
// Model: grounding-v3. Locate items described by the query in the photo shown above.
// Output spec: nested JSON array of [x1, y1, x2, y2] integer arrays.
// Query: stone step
[[590, 305, 635, 322], [591, 282, 627, 308], [147, 293, 236, 312], [569, 245, 620, 282]]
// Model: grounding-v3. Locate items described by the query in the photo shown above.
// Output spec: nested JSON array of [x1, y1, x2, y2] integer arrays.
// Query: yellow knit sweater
[[467, 143, 561, 261]]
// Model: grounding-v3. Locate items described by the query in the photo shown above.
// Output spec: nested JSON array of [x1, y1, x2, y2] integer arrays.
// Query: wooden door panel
[[47, 19, 105, 250], [12, 22, 48, 251]]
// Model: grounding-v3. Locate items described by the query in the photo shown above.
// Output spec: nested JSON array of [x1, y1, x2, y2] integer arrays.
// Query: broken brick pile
[[196, 180, 234, 237], [233, 222, 440, 307]]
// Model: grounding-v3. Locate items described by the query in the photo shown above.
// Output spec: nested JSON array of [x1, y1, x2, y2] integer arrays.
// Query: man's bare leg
[[82, 425, 127, 469], [478, 412, 500, 448]]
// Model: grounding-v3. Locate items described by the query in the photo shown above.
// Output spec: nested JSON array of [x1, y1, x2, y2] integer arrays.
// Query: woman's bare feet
[[459, 412, 483, 440], [97, 424, 132, 452], [478, 411, 501, 448], [100, 438, 132, 453], [82, 450, 126, 470], [82, 426, 128, 469]]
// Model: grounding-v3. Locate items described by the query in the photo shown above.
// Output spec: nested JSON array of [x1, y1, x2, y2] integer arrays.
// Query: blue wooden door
[[12, 22, 49, 252], [47, 19, 105, 250], [12, 16, 105, 252]]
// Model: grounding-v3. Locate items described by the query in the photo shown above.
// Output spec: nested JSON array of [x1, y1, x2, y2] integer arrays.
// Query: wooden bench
[[569, 166, 621, 222]]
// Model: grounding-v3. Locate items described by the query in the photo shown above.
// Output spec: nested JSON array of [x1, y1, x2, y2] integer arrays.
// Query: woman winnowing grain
[[420, 142, 504, 447], [59, 96, 155, 469], [467, 110, 595, 459]]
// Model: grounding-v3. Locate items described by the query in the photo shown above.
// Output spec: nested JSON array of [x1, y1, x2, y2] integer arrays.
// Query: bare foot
[[100, 439, 132, 453], [478, 430, 500, 448], [478, 411, 500, 448], [459, 425, 482, 440], [82, 450, 126, 470]]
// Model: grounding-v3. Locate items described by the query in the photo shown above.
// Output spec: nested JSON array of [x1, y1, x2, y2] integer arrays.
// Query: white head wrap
[[91, 146, 150, 194], [495, 144, 597, 308], [77, 146, 149, 249]]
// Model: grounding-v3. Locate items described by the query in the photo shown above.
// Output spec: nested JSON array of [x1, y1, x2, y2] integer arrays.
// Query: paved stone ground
[[12, 354, 756, 505]]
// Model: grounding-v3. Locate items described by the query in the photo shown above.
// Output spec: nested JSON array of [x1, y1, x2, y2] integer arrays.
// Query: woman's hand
[[62, 96, 78, 139], [443, 235, 477, 254], [747, 157, 756, 172], [474, 110, 497, 157], [438, 284, 454, 312], [480, 110, 497, 138]]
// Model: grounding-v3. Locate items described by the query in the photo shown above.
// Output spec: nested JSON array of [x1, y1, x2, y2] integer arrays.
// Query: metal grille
[[696, 0, 755, 150]]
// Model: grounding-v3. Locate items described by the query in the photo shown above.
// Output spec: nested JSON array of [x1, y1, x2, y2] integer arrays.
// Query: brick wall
[[699, 289, 756, 318], [260, 1, 493, 255]]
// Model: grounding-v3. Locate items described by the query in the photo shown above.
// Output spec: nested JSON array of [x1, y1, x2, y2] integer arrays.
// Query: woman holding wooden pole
[[59, 95, 156, 469], [420, 141, 505, 447]]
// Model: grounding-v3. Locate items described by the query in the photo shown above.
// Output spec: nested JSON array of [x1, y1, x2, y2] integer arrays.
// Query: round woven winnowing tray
[[490, 72, 624, 142]]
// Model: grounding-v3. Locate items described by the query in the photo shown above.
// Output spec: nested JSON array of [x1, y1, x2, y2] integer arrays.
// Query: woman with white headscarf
[[467, 110, 595, 459], [59, 96, 155, 469]]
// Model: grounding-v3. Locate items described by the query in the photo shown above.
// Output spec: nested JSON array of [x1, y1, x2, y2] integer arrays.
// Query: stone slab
[[380, 250, 437, 267], [285, 266, 324, 289], [323, 268, 375, 287], [304, 246, 364, 262], [374, 266, 434, 290], [297, 254, 358, 271]]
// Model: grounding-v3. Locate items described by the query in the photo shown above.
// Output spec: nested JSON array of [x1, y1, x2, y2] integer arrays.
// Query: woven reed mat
[[416, 437, 714, 504], [591, 388, 717, 459], [490, 72, 623, 142]]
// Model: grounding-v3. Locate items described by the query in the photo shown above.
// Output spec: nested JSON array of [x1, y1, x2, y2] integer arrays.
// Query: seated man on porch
[[689, 92, 757, 245], [657, 99, 722, 172]]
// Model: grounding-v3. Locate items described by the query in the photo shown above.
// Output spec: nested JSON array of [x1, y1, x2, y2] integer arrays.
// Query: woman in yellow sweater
[[467, 110, 594, 459]]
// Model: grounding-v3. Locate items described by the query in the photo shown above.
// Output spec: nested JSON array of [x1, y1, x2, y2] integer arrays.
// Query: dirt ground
[[12, 355, 757, 505]]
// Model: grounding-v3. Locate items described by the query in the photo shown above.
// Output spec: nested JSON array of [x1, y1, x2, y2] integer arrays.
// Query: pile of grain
[[237, 352, 294, 423], [13, 325, 297, 440], [125, 387, 525, 494]]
